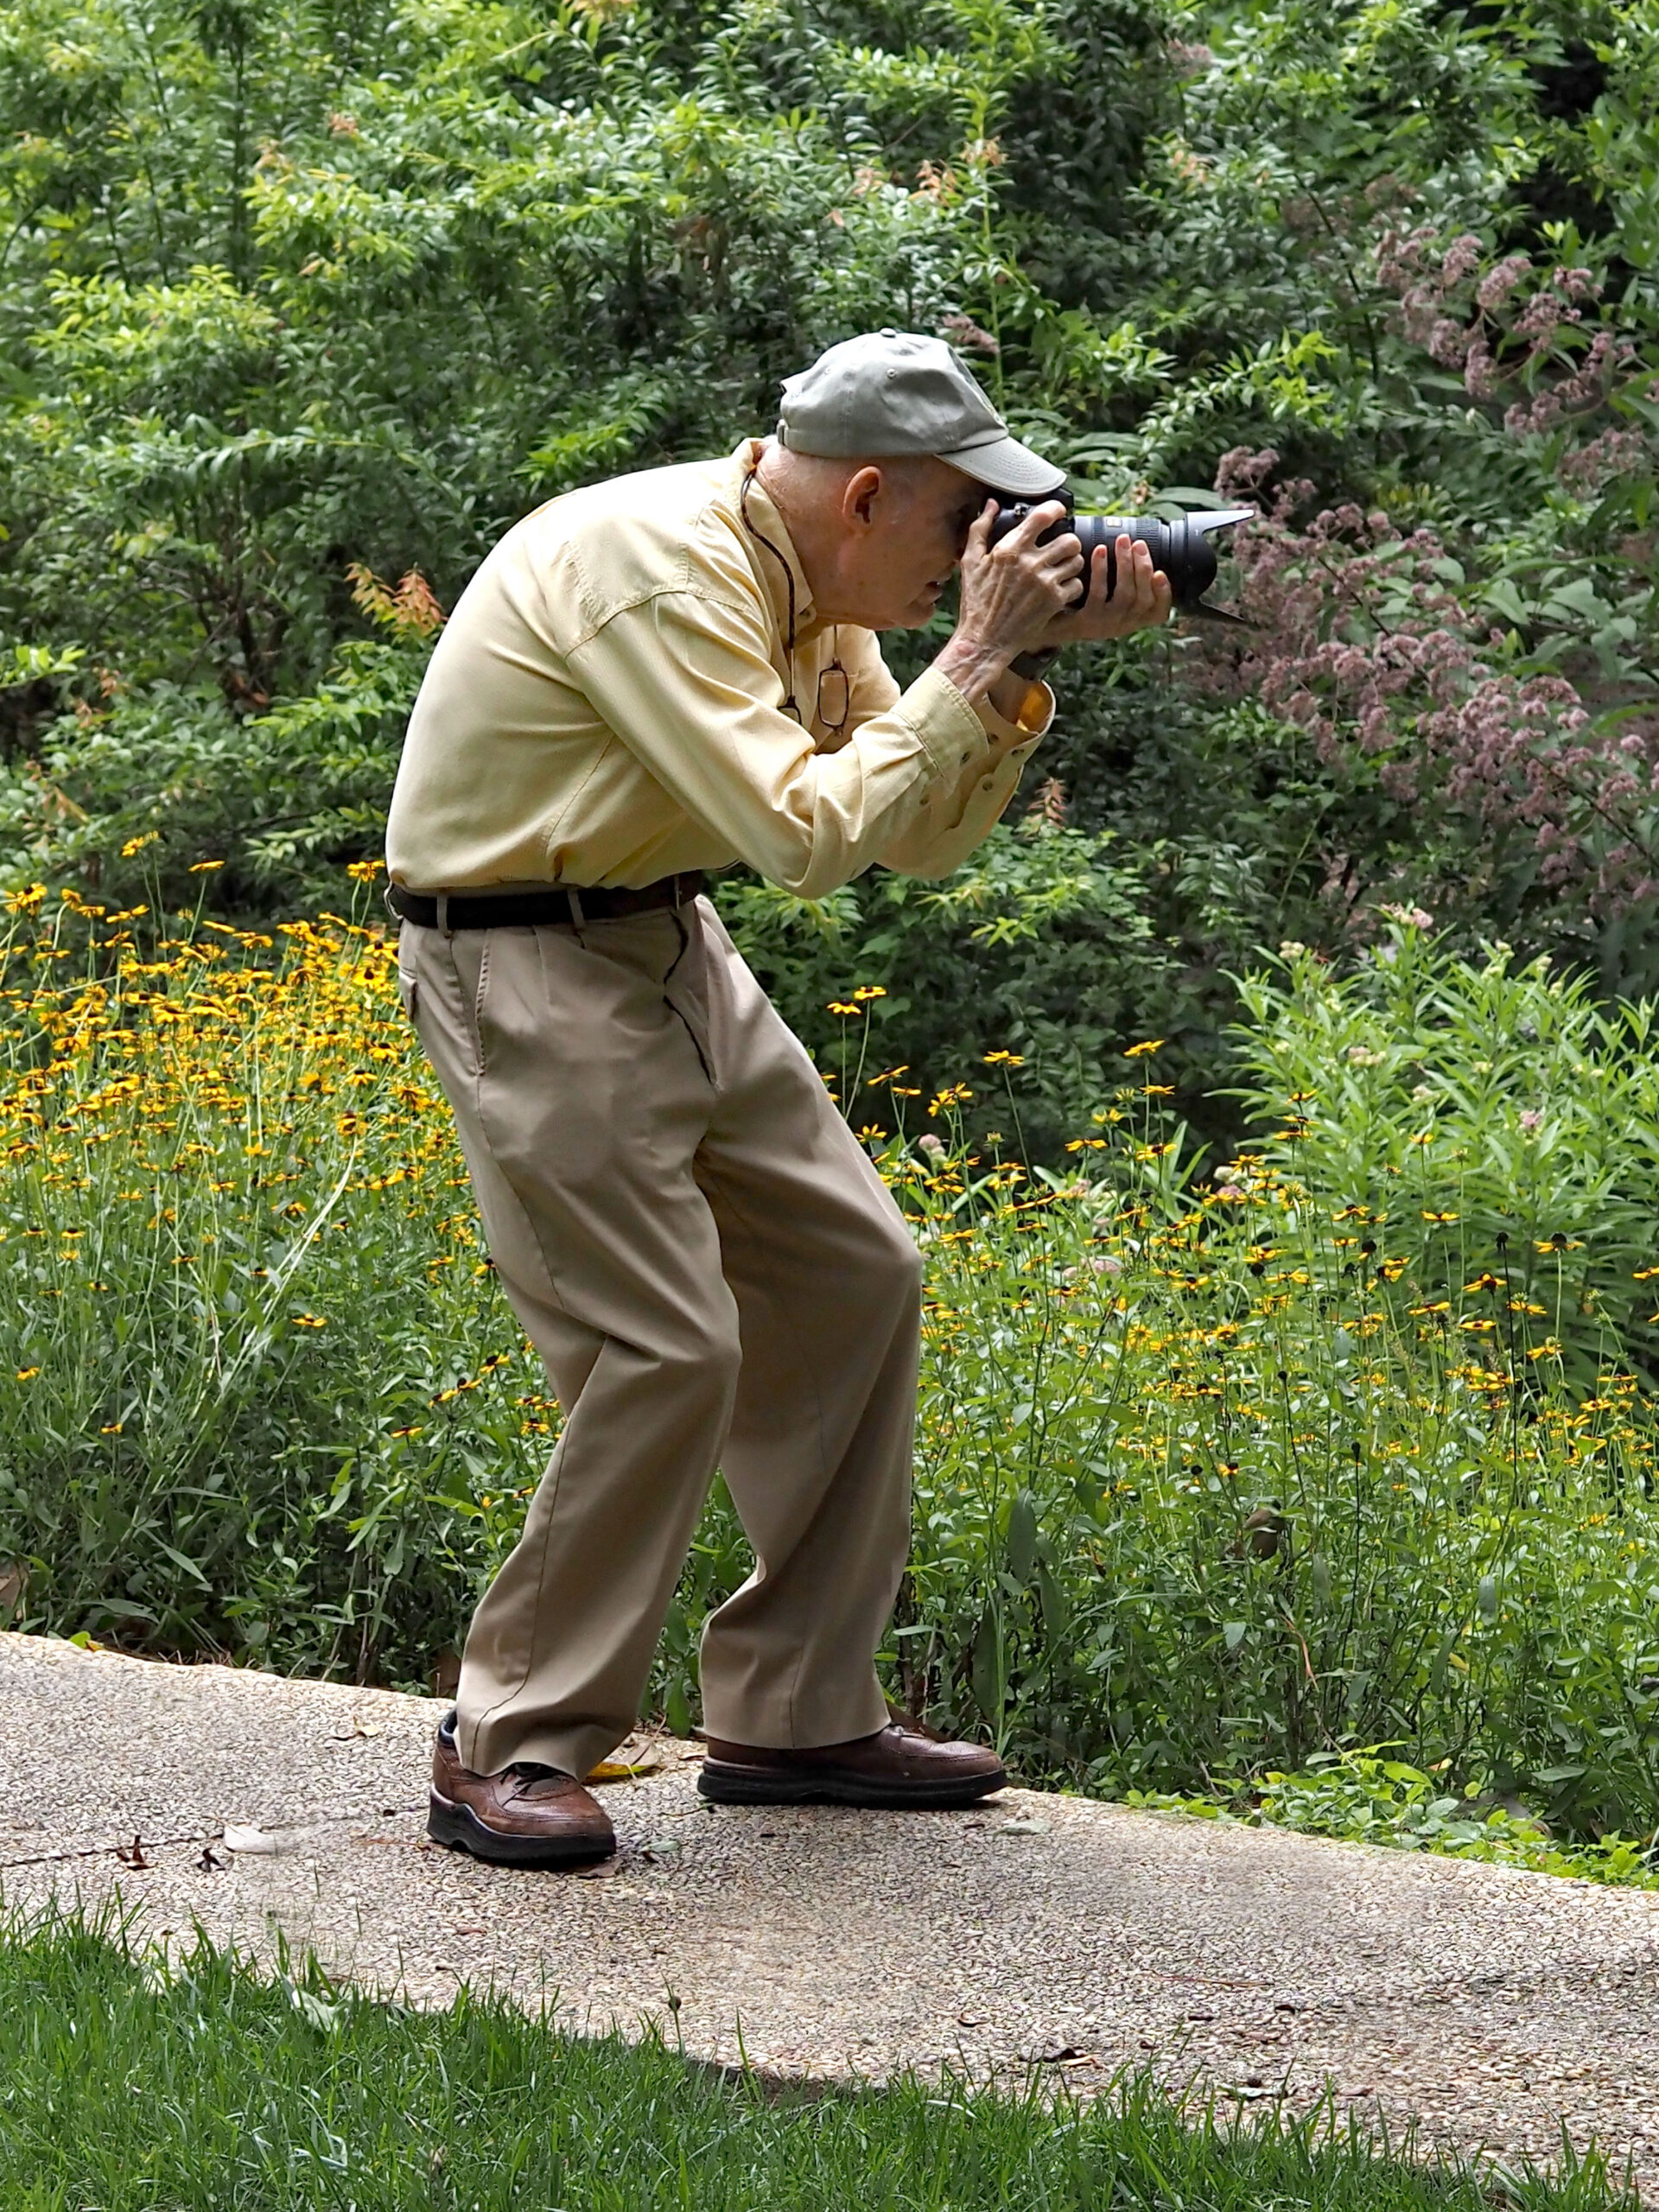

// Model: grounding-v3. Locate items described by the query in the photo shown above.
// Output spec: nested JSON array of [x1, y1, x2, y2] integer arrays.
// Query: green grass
[[0, 1907, 1637, 2212]]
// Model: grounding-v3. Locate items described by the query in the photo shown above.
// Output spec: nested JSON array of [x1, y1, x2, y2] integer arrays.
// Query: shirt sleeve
[[563, 585, 993, 899], [844, 629, 1053, 880]]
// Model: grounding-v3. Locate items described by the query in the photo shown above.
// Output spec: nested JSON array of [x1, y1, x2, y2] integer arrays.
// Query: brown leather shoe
[[428, 1713, 615, 1867], [697, 1720, 1007, 1809]]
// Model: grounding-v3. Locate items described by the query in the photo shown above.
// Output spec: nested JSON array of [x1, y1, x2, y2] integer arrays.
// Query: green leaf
[[971, 1607, 1005, 1724], [1006, 1491, 1038, 1582]]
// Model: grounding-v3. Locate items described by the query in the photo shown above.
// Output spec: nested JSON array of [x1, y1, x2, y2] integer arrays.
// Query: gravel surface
[[5, 1631, 1657, 2194]]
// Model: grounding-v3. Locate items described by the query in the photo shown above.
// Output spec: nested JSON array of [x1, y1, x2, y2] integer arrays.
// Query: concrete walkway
[[4, 1632, 1658, 2195]]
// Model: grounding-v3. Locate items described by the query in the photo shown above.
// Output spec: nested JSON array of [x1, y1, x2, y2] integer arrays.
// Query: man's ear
[[842, 464, 884, 531]]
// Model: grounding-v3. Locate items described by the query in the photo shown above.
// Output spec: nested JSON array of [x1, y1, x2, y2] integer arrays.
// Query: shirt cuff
[[896, 664, 998, 780], [978, 679, 1055, 746]]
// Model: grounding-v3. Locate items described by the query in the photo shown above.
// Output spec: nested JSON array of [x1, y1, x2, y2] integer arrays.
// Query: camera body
[[988, 499, 1253, 624]]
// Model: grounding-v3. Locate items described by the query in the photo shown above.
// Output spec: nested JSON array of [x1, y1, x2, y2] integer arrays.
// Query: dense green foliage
[[0, 1909, 1637, 2211], [1131, 1745, 1659, 1885], [3, 0, 1657, 1137]]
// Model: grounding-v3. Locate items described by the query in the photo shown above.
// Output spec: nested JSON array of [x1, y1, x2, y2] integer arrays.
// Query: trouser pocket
[[395, 918, 421, 1022]]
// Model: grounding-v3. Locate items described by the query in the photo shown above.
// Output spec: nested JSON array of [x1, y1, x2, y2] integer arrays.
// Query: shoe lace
[[884, 1703, 947, 1744], [502, 1762, 572, 1802]]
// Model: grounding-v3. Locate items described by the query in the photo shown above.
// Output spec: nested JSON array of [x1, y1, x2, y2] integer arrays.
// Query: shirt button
[[981, 776, 995, 791]]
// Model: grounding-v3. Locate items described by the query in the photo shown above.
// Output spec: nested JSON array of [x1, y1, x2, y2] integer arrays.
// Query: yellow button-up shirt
[[385, 440, 1051, 901]]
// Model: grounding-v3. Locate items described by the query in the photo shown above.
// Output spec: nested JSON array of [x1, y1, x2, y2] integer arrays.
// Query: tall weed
[[1229, 925, 1659, 1385]]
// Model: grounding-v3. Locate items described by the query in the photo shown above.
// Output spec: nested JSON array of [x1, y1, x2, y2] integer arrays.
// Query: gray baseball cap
[[777, 329, 1067, 498]]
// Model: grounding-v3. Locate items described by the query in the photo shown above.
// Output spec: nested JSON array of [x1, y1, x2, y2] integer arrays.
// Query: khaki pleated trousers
[[396, 898, 921, 1782]]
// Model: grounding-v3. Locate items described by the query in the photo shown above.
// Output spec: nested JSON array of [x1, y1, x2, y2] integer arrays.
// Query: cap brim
[[938, 432, 1067, 499]]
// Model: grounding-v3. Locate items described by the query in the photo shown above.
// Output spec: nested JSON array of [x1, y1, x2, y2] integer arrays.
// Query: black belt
[[387, 872, 705, 931]]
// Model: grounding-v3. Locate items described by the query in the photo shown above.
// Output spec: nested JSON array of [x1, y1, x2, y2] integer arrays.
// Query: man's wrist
[[933, 630, 1012, 705], [986, 666, 1047, 733]]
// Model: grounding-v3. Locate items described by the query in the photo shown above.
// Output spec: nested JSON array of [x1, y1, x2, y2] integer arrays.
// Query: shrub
[[1226, 919, 1659, 1388]]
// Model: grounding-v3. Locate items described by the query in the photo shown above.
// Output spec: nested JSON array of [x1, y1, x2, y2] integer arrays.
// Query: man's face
[[836, 456, 988, 630]]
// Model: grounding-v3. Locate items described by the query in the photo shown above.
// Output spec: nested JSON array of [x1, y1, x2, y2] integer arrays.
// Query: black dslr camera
[[988, 498, 1253, 626]]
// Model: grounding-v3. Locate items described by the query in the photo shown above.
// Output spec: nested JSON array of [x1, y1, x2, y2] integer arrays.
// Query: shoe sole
[[427, 1789, 614, 1869], [696, 1763, 1008, 1810]]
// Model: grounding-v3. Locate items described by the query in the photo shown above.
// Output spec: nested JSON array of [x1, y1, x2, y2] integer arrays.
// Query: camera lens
[[986, 503, 1252, 620]]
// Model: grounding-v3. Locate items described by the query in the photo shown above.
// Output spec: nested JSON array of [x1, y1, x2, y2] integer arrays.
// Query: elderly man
[[385, 330, 1171, 1867]]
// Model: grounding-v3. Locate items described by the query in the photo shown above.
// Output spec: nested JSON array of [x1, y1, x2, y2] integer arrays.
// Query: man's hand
[[1040, 532, 1173, 644], [932, 499, 1081, 704]]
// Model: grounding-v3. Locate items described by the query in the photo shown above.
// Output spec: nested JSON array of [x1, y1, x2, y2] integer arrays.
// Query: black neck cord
[[740, 467, 802, 720], [739, 467, 851, 735]]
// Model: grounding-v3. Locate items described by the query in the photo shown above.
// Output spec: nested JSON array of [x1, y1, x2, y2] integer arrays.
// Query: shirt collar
[[729, 438, 826, 645]]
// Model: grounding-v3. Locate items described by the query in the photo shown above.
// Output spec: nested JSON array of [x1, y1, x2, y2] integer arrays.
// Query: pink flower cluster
[[1555, 424, 1651, 490], [1503, 328, 1631, 436], [1166, 39, 1214, 73], [1197, 448, 1659, 916], [1373, 229, 1646, 466]]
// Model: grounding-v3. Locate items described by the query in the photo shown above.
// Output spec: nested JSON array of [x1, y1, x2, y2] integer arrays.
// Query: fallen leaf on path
[[999, 1818, 1050, 1834], [586, 1758, 664, 1783], [223, 1823, 280, 1854], [114, 1834, 149, 1868], [575, 1854, 627, 1880]]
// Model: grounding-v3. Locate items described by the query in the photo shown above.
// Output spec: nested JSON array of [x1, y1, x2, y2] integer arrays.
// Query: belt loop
[[565, 887, 585, 929], [435, 893, 453, 939]]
